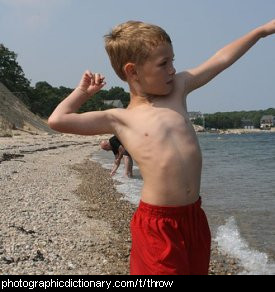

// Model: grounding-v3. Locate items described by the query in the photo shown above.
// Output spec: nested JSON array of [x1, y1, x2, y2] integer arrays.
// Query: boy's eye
[[159, 58, 175, 67]]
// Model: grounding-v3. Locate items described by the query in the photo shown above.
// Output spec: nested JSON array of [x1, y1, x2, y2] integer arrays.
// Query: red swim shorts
[[130, 197, 211, 275]]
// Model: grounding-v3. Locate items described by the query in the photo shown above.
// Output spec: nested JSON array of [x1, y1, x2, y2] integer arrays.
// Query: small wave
[[215, 216, 275, 275], [114, 171, 142, 205], [91, 151, 142, 205]]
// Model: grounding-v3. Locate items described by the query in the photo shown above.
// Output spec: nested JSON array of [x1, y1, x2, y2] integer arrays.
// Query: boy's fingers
[[95, 73, 105, 85], [90, 74, 95, 86], [83, 71, 105, 87], [84, 70, 93, 78], [100, 75, 106, 85], [94, 73, 103, 85]]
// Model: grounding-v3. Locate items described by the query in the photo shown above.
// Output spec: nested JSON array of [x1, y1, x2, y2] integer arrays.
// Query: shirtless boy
[[48, 20, 275, 275]]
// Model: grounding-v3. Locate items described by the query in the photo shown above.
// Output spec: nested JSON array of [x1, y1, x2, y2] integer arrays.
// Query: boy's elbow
[[48, 115, 62, 131]]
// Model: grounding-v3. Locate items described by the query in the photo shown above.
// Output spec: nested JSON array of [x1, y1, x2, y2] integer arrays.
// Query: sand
[[0, 131, 241, 275]]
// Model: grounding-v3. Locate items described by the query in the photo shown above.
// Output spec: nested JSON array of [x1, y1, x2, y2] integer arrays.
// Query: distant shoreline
[[193, 125, 275, 134], [212, 128, 275, 134]]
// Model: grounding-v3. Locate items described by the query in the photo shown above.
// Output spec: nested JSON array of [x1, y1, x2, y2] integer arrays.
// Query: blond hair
[[104, 21, 172, 81]]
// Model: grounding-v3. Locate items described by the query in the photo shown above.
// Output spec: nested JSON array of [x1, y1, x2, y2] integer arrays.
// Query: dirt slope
[[0, 82, 55, 136]]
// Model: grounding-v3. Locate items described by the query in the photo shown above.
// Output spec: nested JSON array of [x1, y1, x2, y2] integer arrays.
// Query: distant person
[[48, 20, 275, 275], [100, 136, 133, 178]]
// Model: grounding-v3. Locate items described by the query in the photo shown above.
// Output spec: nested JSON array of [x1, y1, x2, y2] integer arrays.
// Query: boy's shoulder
[[107, 107, 126, 119], [175, 71, 191, 88], [169, 71, 191, 98], [174, 70, 199, 97], [107, 107, 130, 125]]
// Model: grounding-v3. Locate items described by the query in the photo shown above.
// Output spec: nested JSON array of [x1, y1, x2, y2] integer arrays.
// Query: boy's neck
[[128, 92, 152, 109], [127, 86, 166, 109]]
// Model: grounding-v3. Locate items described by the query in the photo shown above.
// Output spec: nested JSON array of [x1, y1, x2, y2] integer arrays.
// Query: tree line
[[1, 44, 274, 129], [0, 44, 130, 118], [193, 109, 275, 129]]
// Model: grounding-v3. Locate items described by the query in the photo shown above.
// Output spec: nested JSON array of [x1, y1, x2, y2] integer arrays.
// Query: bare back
[[113, 77, 202, 206]]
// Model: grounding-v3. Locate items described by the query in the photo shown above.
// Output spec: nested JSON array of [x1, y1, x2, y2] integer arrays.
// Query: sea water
[[91, 132, 275, 275]]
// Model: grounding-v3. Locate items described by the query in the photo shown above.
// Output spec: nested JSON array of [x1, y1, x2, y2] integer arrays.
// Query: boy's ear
[[123, 63, 138, 80]]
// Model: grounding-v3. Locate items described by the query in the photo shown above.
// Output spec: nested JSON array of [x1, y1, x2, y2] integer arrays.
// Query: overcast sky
[[0, 0, 274, 113]]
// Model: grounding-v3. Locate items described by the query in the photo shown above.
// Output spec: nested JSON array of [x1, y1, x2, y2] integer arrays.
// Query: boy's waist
[[137, 197, 202, 218], [141, 182, 201, 207]]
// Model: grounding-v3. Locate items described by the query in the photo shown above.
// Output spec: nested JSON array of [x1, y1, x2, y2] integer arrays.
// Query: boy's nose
[[169, 65, 176, 75]]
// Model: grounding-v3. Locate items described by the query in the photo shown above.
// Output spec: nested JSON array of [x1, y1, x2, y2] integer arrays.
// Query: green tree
[[204, 108, 275, 129], [106, 86, 130, 107], [193, 117, 204, 126], [30, 82, 55, 117], [0, 44, 31, 105], [30, 82, 75, 117]]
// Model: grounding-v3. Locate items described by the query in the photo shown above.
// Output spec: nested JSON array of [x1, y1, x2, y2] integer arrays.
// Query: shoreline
[[194, 127, 275, 134]]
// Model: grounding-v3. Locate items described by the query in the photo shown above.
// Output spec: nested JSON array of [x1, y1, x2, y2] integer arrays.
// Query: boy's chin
[[157, 87, 174, 97], [149, 86, 174, 97]]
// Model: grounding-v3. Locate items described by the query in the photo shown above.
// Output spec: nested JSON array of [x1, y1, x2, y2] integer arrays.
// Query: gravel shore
[[0, 132, 241, 275]]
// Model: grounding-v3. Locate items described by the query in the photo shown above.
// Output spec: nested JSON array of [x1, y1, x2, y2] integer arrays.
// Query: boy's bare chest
[[131, 106, 192, 135], [117, 98, 197, 151]]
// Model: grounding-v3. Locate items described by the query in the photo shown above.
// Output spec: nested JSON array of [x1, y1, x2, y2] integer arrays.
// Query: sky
[[0, 0, 274, 113]]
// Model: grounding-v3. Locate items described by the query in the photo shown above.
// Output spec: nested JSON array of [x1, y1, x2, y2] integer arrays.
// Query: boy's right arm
[[48, 71, 120, 135]]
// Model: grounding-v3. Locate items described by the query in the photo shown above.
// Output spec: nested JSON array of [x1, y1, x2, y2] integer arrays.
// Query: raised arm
[[48, 71, 119, 135], [183, 19, 275, 94]]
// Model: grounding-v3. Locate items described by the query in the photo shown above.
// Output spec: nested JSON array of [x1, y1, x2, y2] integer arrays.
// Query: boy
[[100, 136, 133, 177], [48, 20, 275, 275]]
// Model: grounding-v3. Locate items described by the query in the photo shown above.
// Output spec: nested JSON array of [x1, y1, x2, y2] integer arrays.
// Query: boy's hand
[[78, 70, 106, 96], [261, 19, 275, 37]]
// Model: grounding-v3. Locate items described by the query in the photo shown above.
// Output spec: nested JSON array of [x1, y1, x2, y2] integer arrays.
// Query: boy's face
[[136, 43, 176, 96]]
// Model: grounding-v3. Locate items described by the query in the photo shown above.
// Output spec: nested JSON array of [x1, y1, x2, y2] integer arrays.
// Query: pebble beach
[[0, 132, 241, 275]]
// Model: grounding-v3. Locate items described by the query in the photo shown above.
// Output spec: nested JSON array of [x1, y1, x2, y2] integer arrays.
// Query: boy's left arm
[[182, 19, 275, 94]]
